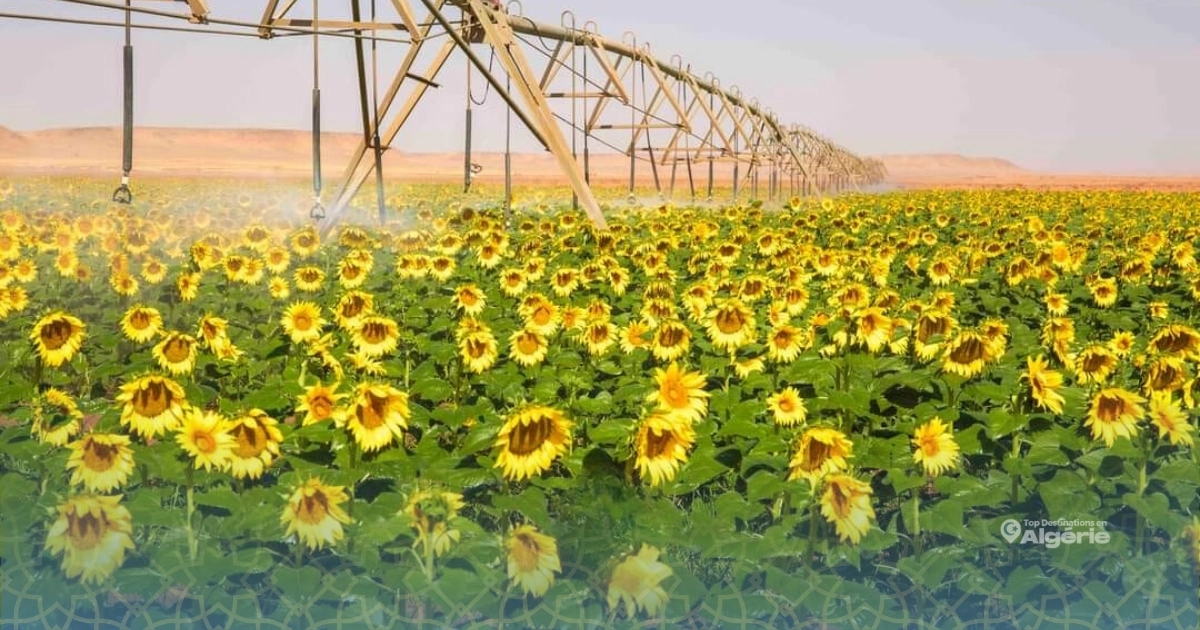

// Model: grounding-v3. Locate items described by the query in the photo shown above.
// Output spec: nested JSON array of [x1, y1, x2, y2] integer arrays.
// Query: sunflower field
[[1, 177, 1198, 629]]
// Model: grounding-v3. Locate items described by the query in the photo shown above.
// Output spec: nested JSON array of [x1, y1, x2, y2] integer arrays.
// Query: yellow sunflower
[[911, 418, 959, 477], [618, 320, 652, 354], [1085, 388, 1145, 447], [941, 331, 992, 378], [646, 362, 710, 424], [1109, 331, 1136, 357], [706, 298, 756, 352], [1073, 344, 1118, 385], [44, 494, 135, 585], [650, 320, 692, 362], [607, 545, 673, 618], [334, 290, 375, 330], [820, 474, 876, 545], [281, 478, 352, 551], [582, 320, 617, 356], [520, 296, 561, 336], [1143, 355, 1188, 393], [340, 383, 409, 453], [176, 409, 235, 472], [633, 412, 696, 487], [1147, 393, 1194, 446], [120, 305, 163, 343], [768, 387, 807, 427], [281, 301, 326, 345], [32, 388, 83, 447], [787, 427, 854, 484], [509, 328, 549, 367], [175, 271, 201, 302], [1023, 355, 1065, 415], [31, 310, 86, 367], [153, 332, 199, 375], [1088, 277, 1118, 308], [66, 433, 135, 492], [297, 382, 344, 426], [459, 330, 499, 374], [293, 266, 325, 292], [453, 284, 487, 316], [494, 405, 572, 481], [352, 315, 400, 358], [227, 409, 283, 480], [506, 524, 561, 597], [117, 375, 189, 439], [268, 277, 290, 300], [1148, 324, 1200, 359], [766, 325, 808, 364]]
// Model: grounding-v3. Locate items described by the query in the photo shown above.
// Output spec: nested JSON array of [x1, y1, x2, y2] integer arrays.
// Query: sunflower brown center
[[298, 492, 330, 525], [132, 381, 173, 418], [715, 308, 745, 334], [466, 338, 489, 359], [644, 427, 675, 458], [342, 264, 362, 280], [361, 322, 389, 344], [801, 439, 832, 472], [129, 311, 151, 329], [827, 483, 852, 518], [658, 326, 685, 347], [82, 439, 118, 472], [1080, 352, 1112, 374], [509, 415, 552, 456], [162, 337, 191, 363], [778, 397, 796, 413], [660, 379, 690, 409], [949, 336, 986, 364], [773, 330, 796, 348], [530, 305, 552, 326], [40, 319, 75, 350], [358, 391, 389, 429], [516, 334, 540, 355], [309, 395, 334, 419], [510, 533, 542, 572], [292, 314, 313, 331], [66, 511, 107, 551], [233, 422, 267, 458], [192, 432, 217, 454], [1096, 395, 1126, 423]]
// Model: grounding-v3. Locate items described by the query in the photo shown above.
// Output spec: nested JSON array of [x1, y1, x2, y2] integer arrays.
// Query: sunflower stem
[[1135, 435, 1150, 556], [912, 487, 923, 560], [806, 486, 819, 569], [1010, 433, 1022, 506], [185, 464, 197, 561]]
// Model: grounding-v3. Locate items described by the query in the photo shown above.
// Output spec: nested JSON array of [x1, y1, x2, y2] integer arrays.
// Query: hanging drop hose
[[464, 61, 473, 193], [309, 0, 325, 221], [112, 0, 133, 204]]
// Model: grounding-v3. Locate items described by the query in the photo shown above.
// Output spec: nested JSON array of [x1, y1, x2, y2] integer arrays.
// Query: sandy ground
[[3, 126, 1199, 192]]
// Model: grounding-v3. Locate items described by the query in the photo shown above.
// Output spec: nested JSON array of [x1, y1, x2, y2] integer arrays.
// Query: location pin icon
[[1001, 519, 1022, 544]]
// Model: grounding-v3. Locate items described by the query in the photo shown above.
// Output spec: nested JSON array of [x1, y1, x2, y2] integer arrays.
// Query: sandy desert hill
[[1, 126, 1198, 192]]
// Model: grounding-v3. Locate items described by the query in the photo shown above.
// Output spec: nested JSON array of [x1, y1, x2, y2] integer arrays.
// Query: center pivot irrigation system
[[5, 0, 888, 233]]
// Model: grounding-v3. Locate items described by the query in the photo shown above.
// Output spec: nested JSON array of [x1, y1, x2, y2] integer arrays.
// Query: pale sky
[[1, 0, 1199, 174]]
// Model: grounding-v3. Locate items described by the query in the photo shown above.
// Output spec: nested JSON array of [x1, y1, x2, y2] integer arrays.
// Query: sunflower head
[[44, 494, 135, 585], [788, 427, 854, 484], [911, 418, 960, 477], [31, 311, 86, 368], [606, 545, 673, 618], [66, 434, 135, 493], [634, 412, 696, 487], [117, 375, 189, 439], [281, 478, 351, 551], [494, 405, 572, 482]]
